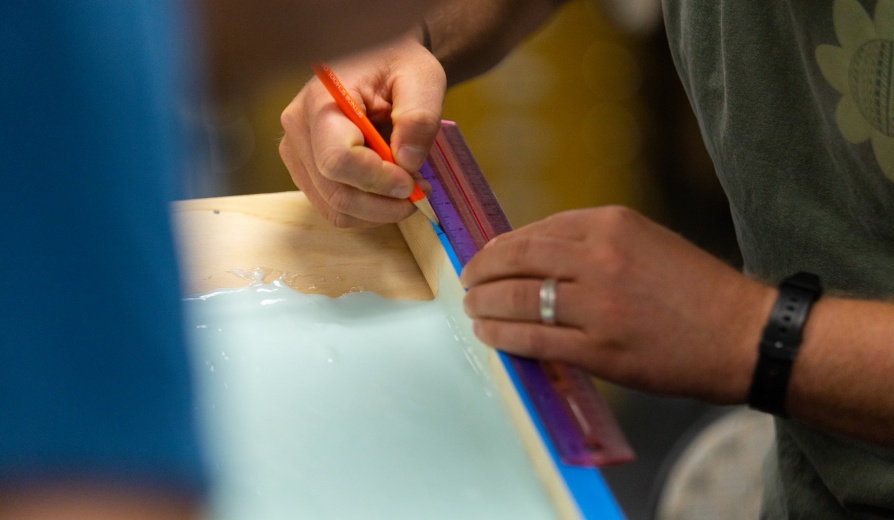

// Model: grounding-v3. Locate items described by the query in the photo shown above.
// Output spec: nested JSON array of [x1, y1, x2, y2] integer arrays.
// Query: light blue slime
[[184, 265, 560, 520]]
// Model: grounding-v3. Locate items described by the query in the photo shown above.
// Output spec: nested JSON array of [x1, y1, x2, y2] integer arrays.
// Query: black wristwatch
[[747, 272, 823, 416]]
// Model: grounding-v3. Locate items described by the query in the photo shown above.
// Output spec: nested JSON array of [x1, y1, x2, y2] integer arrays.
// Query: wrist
[[722, 277, 776, 404], [747, 272, 823, 416], [693, 270, 775, 405]]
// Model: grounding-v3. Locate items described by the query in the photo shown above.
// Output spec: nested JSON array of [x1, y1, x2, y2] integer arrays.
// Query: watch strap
[[747, 272, 823, 416]]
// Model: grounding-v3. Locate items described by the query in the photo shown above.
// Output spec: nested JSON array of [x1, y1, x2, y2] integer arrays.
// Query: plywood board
[[173, 191, 432, 300]]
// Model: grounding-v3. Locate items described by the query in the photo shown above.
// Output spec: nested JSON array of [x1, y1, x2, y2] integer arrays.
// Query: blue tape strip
[[435, 226, 625, 519], [434, 223, 463, 275], [499, 350, 625, 519]]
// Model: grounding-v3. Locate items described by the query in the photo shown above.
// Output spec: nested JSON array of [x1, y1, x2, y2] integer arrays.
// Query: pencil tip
[[414, 197, 440, 227]]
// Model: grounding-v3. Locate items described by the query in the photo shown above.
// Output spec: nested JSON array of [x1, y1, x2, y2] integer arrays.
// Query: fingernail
[[390, 183, 413, 198], [397, 145, 427, 170]]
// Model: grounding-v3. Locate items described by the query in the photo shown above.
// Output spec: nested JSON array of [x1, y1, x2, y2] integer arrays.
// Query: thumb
[[389, 61, 447, 173]]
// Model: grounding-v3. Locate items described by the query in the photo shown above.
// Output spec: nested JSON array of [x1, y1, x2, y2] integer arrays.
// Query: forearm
[[201, 0, 443, 97], [785, 296, 894, 446], [0, 484, 201, 520], [423, 0, 568, 85]]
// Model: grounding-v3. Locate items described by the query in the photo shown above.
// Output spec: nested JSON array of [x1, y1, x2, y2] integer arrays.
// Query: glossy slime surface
[[184, 264, 559, 520]]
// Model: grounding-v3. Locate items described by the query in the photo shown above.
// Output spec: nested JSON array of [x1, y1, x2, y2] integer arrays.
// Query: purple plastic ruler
[[420, 120, 633, 518]]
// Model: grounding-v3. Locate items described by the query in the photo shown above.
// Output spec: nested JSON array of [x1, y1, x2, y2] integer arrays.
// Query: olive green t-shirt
[[663, 0, 894, 517]]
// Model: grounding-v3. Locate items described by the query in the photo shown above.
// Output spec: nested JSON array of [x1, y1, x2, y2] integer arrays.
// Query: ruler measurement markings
[[419, 161, 477, 266], [510, 356, 595, 467], [434, 135, 492, 250], [440, 124, 512, 239], [428, 127, 593, 465], [550, 363, 634, 465], [428, 144, 487, 257], [424, 122, 633, 469], [441, 127, 634, 466]]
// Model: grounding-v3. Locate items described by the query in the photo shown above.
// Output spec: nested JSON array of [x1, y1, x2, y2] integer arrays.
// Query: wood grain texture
[[172, 191, 432, 300], [397, 211, 447, 298]]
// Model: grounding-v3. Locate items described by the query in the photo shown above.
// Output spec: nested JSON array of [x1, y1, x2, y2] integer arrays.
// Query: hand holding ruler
[[421, 120, 633, 516], [422, 120, 633, 467]]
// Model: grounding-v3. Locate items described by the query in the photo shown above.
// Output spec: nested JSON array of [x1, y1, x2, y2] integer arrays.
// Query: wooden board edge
[[397, 212, 445, 298], [489, 350, 582, 520], [397, 212, 582, 520]]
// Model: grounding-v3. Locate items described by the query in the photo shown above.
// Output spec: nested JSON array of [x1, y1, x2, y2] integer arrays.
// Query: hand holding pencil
[[279, 38, 447, 228], [313, 63, 438, 225]]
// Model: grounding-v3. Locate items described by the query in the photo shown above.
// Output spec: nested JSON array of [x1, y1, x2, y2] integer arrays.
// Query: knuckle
[[359, 168, 388, 193], [327, 185, 356, 214], [508, 283, 532, 314], [553, 208, 585, 223], [600, 204, 636, 222], [473, 319, 500, 347], [280, 96, 308, 134], [279, 105, 296, 132], [589, 244, 627, 280], [594, 205, 642, 236], [396, 107, 442, 136], [325, 208, 352, 229], [463, 290, 481, 317], [521, 327, 553, 359], [317, 147, 354, 182], [504, 239, 533, 270]]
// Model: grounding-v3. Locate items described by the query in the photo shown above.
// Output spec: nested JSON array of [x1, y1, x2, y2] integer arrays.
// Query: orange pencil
[[312, 63, 439, 226]]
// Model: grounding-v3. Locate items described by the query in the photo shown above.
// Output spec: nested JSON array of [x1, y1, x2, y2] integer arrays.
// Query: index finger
[[460, 235, 586, 288], [309, 99, 417, 199]]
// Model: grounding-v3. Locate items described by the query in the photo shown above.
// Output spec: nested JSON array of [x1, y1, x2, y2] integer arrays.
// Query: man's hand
[[461, 206, 776, 404], [279, 36, 446, 228]]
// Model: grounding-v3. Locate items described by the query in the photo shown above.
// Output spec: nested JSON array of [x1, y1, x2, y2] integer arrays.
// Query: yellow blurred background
[[442, 0, 660, 227]]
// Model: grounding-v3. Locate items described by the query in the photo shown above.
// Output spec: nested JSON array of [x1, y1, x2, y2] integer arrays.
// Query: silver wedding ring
[[539, 278, 558, 325]]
